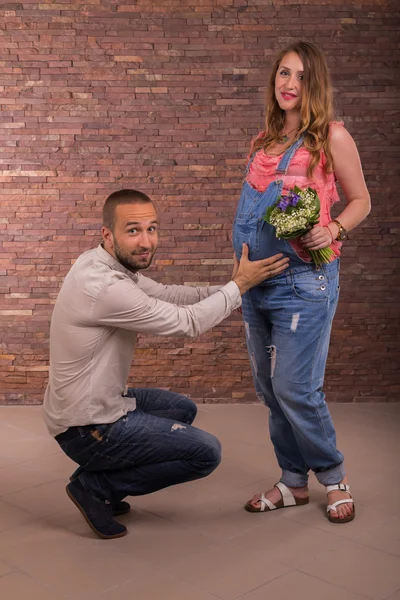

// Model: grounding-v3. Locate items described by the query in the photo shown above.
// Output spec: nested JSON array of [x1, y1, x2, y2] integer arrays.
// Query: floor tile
[[0, 433, 61, 464], [1, 480, 73, 519], [358, 517, 400, 556], [6, 415, 50, 436], [238, 570, 371, 599], [102, 572, 221, 600], [126, 477, 220, 517], [0, 571, 66, 600], [0, 455, 18, 470], [3, 531, 153, 599], [230, 513, 356, 568], [0, 559, 13, 577], [0, 404, 398, 600], [0, 498, 35, 533], [107, 510, 217, 568], [0, 464, 57, 496], [0, 518, 91, 561], [21, 451, 77, 481], [135, 494, 266, 542], [160, 541, 290, 599], [297, 540, 400, 600], [355, 468, 400, 517], [46, 547, 153, 599]]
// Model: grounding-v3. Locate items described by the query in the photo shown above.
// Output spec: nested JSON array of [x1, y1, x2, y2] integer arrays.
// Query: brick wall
[[0, 0, 399, 405]]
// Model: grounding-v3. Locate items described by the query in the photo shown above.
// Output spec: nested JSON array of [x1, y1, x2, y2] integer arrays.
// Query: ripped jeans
[[242, 259, 345, 488], [56, 388, 221, 504]]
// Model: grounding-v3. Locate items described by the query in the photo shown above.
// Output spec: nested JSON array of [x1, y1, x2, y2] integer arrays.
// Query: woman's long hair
[[252, 41, 335, 177]]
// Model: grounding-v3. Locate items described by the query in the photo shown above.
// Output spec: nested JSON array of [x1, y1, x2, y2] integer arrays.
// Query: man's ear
[[101, 226, 114, 248]]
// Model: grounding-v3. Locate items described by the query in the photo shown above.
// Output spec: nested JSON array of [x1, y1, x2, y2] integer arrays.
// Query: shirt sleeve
[[135, 273, 222, 305], [92, 275, 242, 338]]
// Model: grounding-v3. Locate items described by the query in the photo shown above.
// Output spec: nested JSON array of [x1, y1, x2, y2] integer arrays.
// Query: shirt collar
[[95, 244, 139, 283]]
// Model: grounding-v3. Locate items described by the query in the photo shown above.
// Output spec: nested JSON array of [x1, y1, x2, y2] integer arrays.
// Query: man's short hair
[[103, 189, 153, 231]]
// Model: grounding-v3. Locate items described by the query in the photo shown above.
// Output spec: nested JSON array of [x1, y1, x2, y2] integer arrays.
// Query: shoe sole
[[66, 485, 127, 539], [69, 475, 131, 517]]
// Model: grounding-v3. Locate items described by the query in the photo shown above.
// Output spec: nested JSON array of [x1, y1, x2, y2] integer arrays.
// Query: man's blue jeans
[[242, 259, 345, 488], [56, 388, 221, 505]]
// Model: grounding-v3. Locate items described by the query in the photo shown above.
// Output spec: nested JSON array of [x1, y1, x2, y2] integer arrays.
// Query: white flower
[[266, 188, 320, 237]]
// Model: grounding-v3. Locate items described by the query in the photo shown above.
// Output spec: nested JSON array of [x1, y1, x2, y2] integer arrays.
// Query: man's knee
[[195, 433, 222, 476], [179, 395, 197, 423], [207, 433, 222, 465]]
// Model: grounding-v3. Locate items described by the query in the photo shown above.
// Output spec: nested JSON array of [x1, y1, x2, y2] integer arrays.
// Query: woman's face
[[275, 51, 304, 112]]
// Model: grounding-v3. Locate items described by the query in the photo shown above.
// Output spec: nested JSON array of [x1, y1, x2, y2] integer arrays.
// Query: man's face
[[102, 202, 159, 272]]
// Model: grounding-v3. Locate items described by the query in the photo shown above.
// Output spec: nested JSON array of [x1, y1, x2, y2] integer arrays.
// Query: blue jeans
[[242, 259, 345, 488], [56, 388, 221, 504]]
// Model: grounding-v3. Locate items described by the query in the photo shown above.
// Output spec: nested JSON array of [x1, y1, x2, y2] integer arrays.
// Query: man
[[43, 189, 289, 539]]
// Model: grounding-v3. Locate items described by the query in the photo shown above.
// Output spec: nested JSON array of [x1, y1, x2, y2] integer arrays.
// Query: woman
[[232, 41, 370, 523]]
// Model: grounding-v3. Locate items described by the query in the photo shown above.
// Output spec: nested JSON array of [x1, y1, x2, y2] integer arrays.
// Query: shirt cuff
[[221, 280, 242, 310]]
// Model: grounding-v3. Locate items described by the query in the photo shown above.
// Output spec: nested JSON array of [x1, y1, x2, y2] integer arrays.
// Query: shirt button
[[318, 275, 325, 281], [320, 284, 326, 291]]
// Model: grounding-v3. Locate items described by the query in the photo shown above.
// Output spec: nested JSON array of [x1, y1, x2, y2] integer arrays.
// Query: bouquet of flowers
[[263, 185, 334, 265]]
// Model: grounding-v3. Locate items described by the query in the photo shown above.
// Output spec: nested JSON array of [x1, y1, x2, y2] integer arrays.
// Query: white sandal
[[326, 483, 355, 523], [245, 481, 309, 513]]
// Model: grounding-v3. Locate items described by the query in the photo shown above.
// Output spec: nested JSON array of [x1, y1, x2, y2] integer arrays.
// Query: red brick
[[0, 2, 398, 405]]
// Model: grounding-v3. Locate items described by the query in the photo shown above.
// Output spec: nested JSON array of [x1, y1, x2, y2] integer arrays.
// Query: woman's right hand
[[232, 244, 289, 295]]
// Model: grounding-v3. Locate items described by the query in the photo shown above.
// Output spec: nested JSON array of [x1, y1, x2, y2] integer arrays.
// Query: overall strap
[[276, 134, 306, 175], [243, 151, 258, 179]]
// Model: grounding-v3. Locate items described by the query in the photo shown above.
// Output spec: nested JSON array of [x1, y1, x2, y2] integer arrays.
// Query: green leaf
[[279, 228, 310, 239], [263, 206, 274, 222]]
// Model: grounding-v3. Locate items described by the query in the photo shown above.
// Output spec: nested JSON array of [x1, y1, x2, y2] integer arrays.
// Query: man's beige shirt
[[43, 245, 242, 436]]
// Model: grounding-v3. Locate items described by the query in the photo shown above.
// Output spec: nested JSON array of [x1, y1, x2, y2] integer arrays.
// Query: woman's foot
[[327, 476, 354, 521], [246, 482, 309, 511]]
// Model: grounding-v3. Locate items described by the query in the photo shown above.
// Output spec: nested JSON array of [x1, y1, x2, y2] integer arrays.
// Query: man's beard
[[113, 241, 155, 273]]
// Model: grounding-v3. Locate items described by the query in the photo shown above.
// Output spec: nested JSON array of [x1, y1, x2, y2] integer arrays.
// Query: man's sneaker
[[69, 470, 131, 516], [66, 479, 127, 539]]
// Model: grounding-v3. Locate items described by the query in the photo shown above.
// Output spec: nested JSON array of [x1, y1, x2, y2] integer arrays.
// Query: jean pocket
[[291, 271, 329, 303], [233, 216, 263, 257]]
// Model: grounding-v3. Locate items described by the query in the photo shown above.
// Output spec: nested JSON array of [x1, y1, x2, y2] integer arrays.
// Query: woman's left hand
[[300, 225, 332, 250]]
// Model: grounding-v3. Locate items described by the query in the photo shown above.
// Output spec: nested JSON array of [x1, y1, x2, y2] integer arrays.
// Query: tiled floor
[[0, 403, 399, 600]]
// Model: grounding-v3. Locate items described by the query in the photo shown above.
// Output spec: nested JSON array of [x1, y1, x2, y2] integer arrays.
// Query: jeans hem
[[280, 469, 309, 488], [314, 462, 346, 486]]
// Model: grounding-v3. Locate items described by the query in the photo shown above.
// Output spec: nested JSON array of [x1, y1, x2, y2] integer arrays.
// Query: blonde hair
[[252, 41, 334, 178]]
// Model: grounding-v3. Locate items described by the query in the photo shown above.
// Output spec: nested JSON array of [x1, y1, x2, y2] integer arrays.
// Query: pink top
[[245, 122, 343, 261]]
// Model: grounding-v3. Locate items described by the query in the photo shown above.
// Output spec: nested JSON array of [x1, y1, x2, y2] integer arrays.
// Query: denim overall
[[232, 138, 345, 487], [233, 135, 307, 266]]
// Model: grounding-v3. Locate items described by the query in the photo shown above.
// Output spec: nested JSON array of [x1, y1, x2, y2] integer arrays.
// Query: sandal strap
[[259, 493, 276, 511], [327, 498, 354, 513], [326, 483, 350, 494], [275, 481, 296, 507]]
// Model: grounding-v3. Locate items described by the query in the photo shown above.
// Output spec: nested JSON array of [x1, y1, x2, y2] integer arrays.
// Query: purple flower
[[277, 198, 289, 211], [289, 193, 301, 207]]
